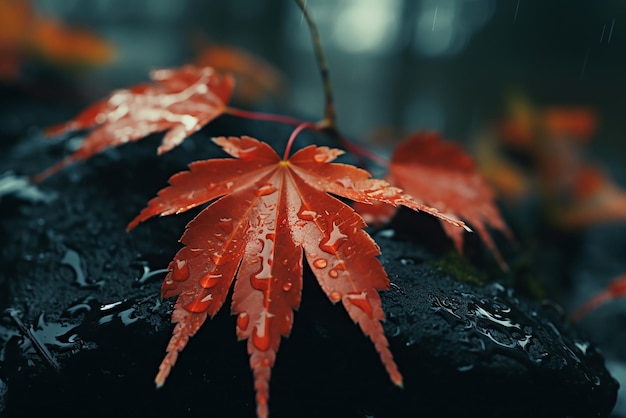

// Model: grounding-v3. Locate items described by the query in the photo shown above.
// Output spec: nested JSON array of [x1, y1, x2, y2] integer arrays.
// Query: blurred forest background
[[2, 1, 626, 414], [1, 0, 624, 157], [3, 0, 626, 309]]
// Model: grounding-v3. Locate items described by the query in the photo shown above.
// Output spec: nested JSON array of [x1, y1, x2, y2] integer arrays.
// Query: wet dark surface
[[0, 115, 620, 417], [2, 1, 626, 416]]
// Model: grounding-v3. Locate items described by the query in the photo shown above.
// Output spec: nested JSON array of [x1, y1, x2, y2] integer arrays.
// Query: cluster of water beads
[[429, 282, 602, 384], [163, 177, 382, 353], [0, 292, 166, 374]]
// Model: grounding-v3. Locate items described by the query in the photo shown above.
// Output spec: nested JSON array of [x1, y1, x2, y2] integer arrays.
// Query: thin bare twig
[[6, 308, 61, 372], [294, 0, 336, 130]]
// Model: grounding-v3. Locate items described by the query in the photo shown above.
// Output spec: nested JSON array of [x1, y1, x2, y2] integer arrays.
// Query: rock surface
[[0, 116, 619, 417]]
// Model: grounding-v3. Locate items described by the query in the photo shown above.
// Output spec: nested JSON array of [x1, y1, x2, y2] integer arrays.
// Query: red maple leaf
[[34, 65, 234, 181], [127, 135, 467, 418], [572, 272, 626, 321], [357, 132, 513, 270]]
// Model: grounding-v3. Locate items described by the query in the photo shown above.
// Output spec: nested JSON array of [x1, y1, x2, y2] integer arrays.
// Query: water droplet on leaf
[[185, 293, 213, 312], [346, 292, 373, 318], [211, 251, 226, 266], [313, 259, 328, 269], [255, 183, 277, 196], [313, 153, 327, 163], [172, 259, 190, 281], [252, 327, 271, 351], [297, 208, 317, 221], [218, 217, 233, 233], [237, 312, 250, 331], [320, 222, 348, 253], [251, 276, 270, 291], [200, 273, 222, 288]]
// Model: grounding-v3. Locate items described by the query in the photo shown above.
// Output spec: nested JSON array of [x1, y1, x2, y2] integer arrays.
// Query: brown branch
[[294, 0, 336, 130], [292, 0, 390, 169]]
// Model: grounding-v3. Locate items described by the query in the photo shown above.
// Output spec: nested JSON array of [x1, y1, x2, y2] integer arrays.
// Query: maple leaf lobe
[[35, 65, 234, 182], [128, 136, 472, 417], [357, 131, 510, 269]]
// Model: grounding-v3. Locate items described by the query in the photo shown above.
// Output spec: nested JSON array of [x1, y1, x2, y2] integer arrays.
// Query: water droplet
[[252, 326, 271, 351], [320, 222, 348, 253], [330, 291, 342, 302], [332, 261, 347, 271], [457, 364, 474, 372], [135, 263, 168, 286], [238, 145, 258, 157], [162, 278, 177, 294], [118, 308, 139, 326], [185, 292, 213, 313], [282, 282, 293, 292], [574, 340, 590, 356], [329, 269, 339, 278], [200, 273, 222, 288], [251, 276, 270, 291], [346, 292, 373, 318], [335, 177, 354, 188], [255, 183, 277, 196], [172, 259, 190, 281], [297, 208, 317, 221], [313, 259, 328, 269], [61, 249, 104, 288], [218, 217, 233, 233], [237, 312, 249, 331], [211, 251, 226, 266], [313, 153, 328, 163]]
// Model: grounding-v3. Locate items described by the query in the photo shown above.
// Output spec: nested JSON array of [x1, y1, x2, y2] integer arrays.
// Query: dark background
[[2, 0, 626, 416], [15, 0, 626, 156]]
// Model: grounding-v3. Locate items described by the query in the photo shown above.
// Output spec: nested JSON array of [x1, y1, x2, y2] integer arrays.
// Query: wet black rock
[[0, 119, 618, 418]]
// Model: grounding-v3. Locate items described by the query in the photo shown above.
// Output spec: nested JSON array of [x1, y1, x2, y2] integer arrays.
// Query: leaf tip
[[154, 374, 165, 389], [256, 400, 269, 418], [126, 217, 140, 232], [155, 358, 174, 389]]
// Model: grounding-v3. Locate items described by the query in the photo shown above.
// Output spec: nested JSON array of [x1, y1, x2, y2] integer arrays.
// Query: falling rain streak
[[599, 19, 615, 43]]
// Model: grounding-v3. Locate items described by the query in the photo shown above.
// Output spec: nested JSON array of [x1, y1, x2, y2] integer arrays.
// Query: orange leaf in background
[[497, 93, 598, 150], [493, 93, 626, 229], [542, 107, 597, 141], [554, 164, 626, 229], [0, 0, 114, 79], [30, 18, 115, 68], [195, 43, 286, 105], [128, 135, 467, 418], [35, 66, 235, 181], [0, 0, 32, 78], [358, 132, 513, 270], [474, 130, 530, 204], [572, 273, 626, 321]]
